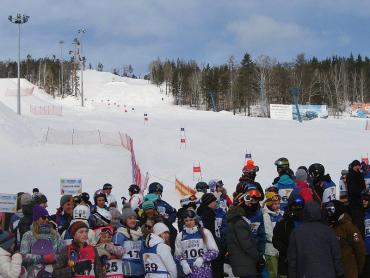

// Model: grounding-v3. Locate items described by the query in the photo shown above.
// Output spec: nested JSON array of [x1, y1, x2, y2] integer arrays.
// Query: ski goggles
[[266, 195, 281, 203], [243, 189, 261, 202]]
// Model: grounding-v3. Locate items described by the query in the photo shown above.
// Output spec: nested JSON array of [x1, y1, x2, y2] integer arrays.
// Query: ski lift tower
[[289, 87, 302, 123]]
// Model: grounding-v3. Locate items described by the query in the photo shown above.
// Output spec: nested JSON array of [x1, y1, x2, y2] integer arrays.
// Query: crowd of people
[[0, 157, 369, 278]]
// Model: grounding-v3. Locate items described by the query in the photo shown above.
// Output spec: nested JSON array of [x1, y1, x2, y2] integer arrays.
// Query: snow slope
[[0, 70, 369, 213]]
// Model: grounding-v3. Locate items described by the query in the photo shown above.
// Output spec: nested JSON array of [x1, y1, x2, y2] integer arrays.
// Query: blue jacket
[[245, 209, 266, 256], [155, 199, 177, 224], [365, 208, 370, 255], [273, 175, 295, 210], [215, 207, 227, 243], [113, 229, 145, 276]]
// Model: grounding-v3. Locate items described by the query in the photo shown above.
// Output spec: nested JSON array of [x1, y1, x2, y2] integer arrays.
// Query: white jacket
[[144, 233, 177, 278], [129, 194, 143, 211], [262, 206, 283, 256], [0, 247, 22, 278]]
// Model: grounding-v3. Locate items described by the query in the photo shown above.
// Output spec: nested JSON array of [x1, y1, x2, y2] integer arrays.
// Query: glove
[[180, 260, 192, 275], [193, 257, 204, 268], [42, 253, 56, 264], [256, 256, 266, 273]]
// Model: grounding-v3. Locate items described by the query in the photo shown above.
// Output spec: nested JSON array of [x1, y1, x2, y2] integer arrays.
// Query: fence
[[5, 87, 34, 96], [175, 178, 196, 196], [45, 128, 143, 188], [30, 105, 63, 116]]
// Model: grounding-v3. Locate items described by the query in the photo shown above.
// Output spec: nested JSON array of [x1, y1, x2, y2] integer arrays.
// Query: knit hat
[[201, 193, 217, 206], [21, 193, 32, 206], [121, 204, 137, 223], [243, 160, 259, 173], [265, 191, 281, 206], [60, 195, 73, 207], [32, 205, 49, 222], [32, 192, 48, 205], [142, 200, 155, 210], [70, 221, 89, 237], [153, 223, 169, 236], [110, 207, 123, 228], [295, 169, 308, 182]]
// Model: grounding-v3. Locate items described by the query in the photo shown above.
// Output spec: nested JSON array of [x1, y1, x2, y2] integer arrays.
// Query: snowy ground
[[0, 70, 369, 211]]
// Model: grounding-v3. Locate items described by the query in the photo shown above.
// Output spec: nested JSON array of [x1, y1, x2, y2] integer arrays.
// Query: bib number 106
[[184, 248, 204, 259]]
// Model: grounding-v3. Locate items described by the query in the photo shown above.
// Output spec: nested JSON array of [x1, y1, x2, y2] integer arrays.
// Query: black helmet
[[73, 195, 82, 205], [195, 181, 209, 193], [308, 163, 325, 179], [80, 192, 90, 203], [129, 184, 140, 194], [274, 157, 290, 169], [325, 200, 345, 223], [103, 183, 113, 190], [148, 182, 163, 194]]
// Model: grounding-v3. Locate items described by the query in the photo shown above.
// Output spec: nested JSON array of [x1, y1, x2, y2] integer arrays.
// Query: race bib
[[123, 241, 141, 260], [322, 187, 336, 203], [143, 253, 168, 273], [219, 200, 228, 211], [278, 188, 293, 204], [249, 222, 261, 235], [105, 259, 124, 278], [181, 238, 205, 262], [157, 206, 166, 216]]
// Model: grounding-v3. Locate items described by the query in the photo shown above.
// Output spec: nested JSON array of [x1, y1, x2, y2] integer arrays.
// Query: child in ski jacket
[[20, 205, 65, 278], [143, 223, 177, 278], [262, 192, 284, 278], [113, 204, 145, 277], [175, 209, 218, 278], [53, 221, 103, 278]]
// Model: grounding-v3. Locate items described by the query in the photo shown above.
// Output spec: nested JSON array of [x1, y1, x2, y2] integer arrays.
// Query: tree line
[[149, 53, 370, 115]]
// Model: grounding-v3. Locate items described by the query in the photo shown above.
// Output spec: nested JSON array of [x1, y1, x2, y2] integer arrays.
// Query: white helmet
[[73, 204, 91, 221]]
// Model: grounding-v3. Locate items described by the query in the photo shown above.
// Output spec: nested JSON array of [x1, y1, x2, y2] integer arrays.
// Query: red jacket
[[294, 181, 313, 204]]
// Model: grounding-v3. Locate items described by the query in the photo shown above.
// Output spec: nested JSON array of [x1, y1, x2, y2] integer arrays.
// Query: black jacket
[[272, 209, 296, 275], [17, 204, 33, 243], [287, 202, 344, 278], [226, 206, 259, 277], [197, 204, 216, 237], [347, 169, 366, 208]]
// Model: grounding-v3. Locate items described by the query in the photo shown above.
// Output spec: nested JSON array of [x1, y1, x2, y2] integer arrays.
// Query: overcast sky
[[1, 0, 370, 75]]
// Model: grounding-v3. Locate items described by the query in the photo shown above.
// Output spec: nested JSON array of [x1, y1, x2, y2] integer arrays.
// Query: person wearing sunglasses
[[113, 204, 145, 277], [262, 191, 284, 278], [20, 204, 65, 277], [175, 209, 219, 278], [324, 200, 365, 278], [360, 188, 370, 278]]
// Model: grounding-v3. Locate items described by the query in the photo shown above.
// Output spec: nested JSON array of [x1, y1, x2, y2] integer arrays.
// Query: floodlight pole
[[59, 41, 64, 97], [78, 28, 86, 107], [8, 13, 29, 115]]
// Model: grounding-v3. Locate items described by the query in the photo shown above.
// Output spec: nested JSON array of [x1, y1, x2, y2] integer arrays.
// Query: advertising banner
[[0, 193, 17, 213], [270, 104, 293, 120], [292, 105, 328, 120], [60, 178, 82, 195]]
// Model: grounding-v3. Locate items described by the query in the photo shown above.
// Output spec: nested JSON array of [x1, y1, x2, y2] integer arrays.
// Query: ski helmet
[[73, 204, 91, 221], [216, 180, 224, 188], [325, 200, 345, 223], [243, 160, 259, 173], [129, 184, 140, 195], [208, 180, 218, 192], [308, 163, 325, 179], [103, 183, 113, 190], [80, 192, 90, 204], [148, 182, 163, 194], [274, 157, 290, 169], [195, 181, 209, 193], [94, 189, 107, 204]]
